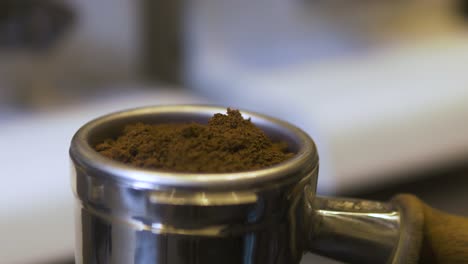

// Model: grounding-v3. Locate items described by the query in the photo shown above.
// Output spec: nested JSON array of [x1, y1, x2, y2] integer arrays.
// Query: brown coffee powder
[[95, 109, 293, 173]]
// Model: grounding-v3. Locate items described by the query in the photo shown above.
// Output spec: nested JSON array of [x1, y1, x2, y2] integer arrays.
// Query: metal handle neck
[[306, 194, 401, 264]]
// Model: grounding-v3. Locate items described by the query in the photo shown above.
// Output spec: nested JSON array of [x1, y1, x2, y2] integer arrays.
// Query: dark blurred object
[[0, 0, 75, 51], [142, 0, 183, 84], [459, 0, 468, 19], [349, 161, 468, 217]]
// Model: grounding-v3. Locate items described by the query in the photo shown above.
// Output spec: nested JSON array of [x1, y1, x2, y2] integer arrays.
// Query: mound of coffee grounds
[[95, 109, 293, 173]]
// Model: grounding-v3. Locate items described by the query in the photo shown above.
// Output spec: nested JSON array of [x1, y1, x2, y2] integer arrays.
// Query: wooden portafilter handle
[[308, 194, 468, 264], [392, 194, 468, 264]]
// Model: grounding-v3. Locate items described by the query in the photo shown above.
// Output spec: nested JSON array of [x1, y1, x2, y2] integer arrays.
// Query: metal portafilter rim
[[69, 105, 318, 190]]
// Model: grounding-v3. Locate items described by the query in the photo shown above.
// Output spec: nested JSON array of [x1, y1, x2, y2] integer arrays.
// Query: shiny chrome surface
[[70, 105, 404, 264], [306, 195, 400, 264]]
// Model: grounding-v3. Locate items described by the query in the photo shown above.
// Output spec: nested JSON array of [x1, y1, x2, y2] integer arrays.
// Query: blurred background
[[1, 0, 468, 263]]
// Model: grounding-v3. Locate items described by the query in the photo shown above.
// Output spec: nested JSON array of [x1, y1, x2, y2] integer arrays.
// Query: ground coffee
[[95, 109, 293, 173]]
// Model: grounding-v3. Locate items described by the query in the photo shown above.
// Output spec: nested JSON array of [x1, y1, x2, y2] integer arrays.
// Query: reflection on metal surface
[[287, 167, 318, 261], [308, 196, 400, 264], [73, 166, 305, 263], [149, 190, 258, 206]]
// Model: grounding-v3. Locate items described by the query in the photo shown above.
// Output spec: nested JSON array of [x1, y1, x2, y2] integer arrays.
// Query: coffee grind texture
[[95, 109, 293, 173]]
